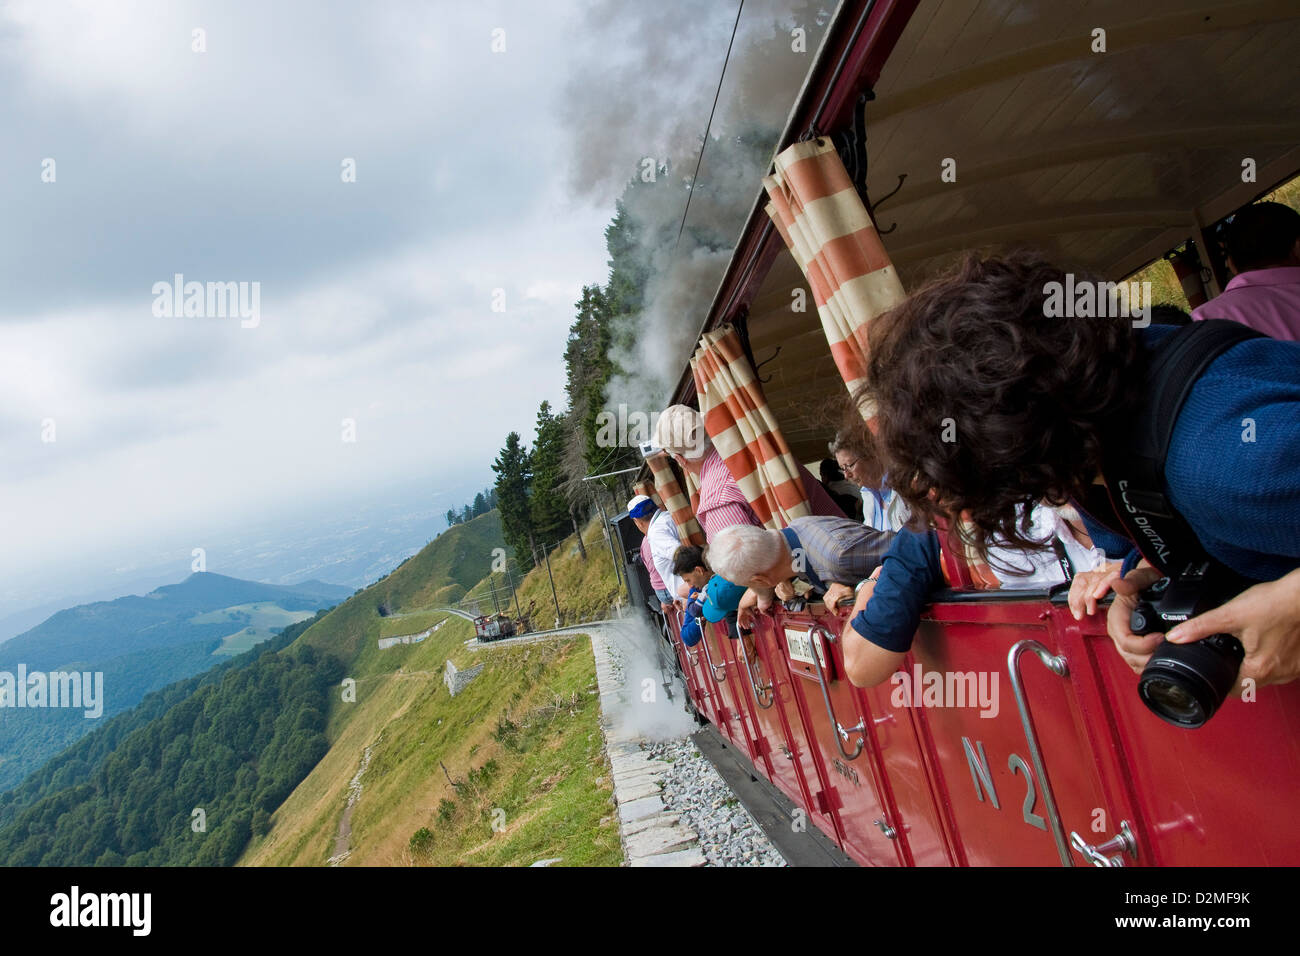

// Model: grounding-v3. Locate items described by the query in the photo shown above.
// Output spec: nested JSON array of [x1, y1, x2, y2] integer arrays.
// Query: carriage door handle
[[808, 625, 866, 760], [1070, 821, 1138, 867]]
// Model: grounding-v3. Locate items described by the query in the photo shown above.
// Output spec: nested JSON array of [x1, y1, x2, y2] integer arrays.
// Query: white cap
[[653, 405, 710, 460], [626, 494, 655, 518]]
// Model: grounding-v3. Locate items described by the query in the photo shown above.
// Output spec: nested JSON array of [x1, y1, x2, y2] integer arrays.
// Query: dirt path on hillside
[[327, 742, 376, 865]]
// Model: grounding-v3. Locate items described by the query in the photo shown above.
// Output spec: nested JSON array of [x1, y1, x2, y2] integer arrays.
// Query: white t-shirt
[[646, 510, 684, 600], [988, 505, 1106, 589]]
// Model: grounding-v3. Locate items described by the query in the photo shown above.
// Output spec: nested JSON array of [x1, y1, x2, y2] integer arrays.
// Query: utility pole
[[542, 542, 561, 629], [490, 574, 502, 615], [591, 490, 624, 591], [505, 562, 522, 622]]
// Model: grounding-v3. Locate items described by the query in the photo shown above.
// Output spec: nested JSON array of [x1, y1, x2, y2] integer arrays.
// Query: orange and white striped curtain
[[645, 453, 706, 548], [691, 325, 812, 530], [633, 480, 660, 508], [762, 137, 906, 405]]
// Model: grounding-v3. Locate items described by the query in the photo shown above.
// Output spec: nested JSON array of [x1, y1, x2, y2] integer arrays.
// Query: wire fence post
[[543, 543, 561, 629]]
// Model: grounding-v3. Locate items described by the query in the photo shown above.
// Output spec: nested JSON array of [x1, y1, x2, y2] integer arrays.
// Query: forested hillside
[[0, 613, 342, 865], [0, 514, 506, 866]]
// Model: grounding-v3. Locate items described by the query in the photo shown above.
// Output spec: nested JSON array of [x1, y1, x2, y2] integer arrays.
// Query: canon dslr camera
[[1129, 568, 1244, 729]]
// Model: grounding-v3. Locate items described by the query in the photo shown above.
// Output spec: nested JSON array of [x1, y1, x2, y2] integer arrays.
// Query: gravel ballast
[[646, 738, 787, 867]]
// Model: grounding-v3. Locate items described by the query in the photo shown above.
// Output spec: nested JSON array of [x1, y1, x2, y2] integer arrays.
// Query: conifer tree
[[492, 432, 535, 570], [530, 401, 573, 551]]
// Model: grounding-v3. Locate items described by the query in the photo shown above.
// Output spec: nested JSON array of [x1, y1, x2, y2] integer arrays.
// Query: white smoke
[[598, 614, 696, 742], [560, 1, 835, 419]]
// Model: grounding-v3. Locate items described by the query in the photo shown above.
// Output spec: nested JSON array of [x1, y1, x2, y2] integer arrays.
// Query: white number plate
[[785, 628, 821, 667]]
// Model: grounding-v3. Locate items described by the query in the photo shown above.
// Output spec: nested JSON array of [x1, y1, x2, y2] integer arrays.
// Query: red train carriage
[[636, 0, 1300, 866]]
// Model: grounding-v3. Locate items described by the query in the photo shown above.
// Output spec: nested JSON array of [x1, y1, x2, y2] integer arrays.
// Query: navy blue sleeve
[[849, 529, 942, 652], [1076, 507, 1136, 561]]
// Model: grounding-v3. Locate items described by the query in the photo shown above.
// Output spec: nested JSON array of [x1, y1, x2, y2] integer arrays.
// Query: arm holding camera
[[1108, 565, 1300, 689], [1105, 565, 1168, 673], [1068, 559, 1126, 620], [1166, 567, 1300, 690]]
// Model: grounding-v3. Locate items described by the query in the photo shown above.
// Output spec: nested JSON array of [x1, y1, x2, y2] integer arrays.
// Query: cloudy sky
[[0, 0, 828, 614]]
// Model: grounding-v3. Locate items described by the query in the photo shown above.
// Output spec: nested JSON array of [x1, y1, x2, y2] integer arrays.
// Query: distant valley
[[0, 573, 351, 791]]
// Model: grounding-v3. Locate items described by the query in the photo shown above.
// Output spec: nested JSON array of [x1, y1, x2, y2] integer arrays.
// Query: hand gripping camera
[[1129, 567, 1245, 729]]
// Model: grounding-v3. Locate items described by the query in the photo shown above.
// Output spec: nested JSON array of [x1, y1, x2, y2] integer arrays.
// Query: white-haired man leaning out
[[709, 516, 894, 628]]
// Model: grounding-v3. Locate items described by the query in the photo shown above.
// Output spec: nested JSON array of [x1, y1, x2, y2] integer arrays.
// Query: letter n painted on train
[[962, 737, 999, 808]]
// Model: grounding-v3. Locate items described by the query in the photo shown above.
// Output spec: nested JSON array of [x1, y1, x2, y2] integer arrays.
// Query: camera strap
[[1099, 319, 1262, 583]]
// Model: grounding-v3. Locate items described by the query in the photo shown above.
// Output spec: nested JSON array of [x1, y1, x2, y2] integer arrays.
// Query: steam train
[[611, 0, 1300, 867], [473, 613, 516, 642]]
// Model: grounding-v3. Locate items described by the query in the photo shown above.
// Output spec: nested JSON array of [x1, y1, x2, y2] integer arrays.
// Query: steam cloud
[[560, 0, 834, 419], [601, 614, 696, 742]]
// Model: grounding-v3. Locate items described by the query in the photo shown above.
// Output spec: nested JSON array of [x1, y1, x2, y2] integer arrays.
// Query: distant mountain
[[0, 574, 349, 670], [0, 573, 351, 791], [0, 512, 505, 865]]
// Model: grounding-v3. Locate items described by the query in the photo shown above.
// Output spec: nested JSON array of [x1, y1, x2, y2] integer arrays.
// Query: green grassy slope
[[464, 516, 624, 627], [300, 510, 505, 666], [240, 511, 625, 867]]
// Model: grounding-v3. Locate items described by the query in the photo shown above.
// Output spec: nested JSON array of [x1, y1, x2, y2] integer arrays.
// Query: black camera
[[1129, 569, 1244, 729]]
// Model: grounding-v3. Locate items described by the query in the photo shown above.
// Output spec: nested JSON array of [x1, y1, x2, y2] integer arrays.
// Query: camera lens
[[1141, 677, 1204, 725], [1137, 634, 1244, 728]]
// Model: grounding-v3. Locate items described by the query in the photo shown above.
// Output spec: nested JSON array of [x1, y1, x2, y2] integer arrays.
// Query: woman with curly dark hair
[[849, 251, 1300, 692], [860, 253, 1141, 551]]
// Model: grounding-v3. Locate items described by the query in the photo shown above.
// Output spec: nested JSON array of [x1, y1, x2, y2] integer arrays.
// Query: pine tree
[[445, 509, 457, 527], [492, 432, 535, 570], [472, 491, 487, 517], [530, 401, 573, 551]]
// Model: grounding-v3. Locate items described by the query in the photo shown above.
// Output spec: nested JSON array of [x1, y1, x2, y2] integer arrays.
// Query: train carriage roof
[[672, 0, 1300, 467]]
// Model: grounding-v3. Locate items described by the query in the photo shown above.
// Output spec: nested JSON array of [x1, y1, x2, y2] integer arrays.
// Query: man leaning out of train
[[854, 250, 1300, 692], [627, 494, 683, 611], [671, 545, 711, 596], [707, 515, 895, 629]]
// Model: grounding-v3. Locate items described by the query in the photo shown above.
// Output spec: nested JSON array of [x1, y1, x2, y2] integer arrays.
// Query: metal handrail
[[736, 627, 775, 709], [808, 623, 867, 761], [1007, 639, 1073, 867], [698, 625, 728, 682]]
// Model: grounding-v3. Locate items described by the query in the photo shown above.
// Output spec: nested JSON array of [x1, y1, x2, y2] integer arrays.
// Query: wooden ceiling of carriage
[[670, 0, 1300, 469]]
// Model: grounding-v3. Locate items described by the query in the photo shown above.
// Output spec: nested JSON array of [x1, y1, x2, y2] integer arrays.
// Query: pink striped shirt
[[697, 448, 762, 540], [640, 535, 666, 591], [696, 448, 846, 539], [1191, 267, 1300, 340]]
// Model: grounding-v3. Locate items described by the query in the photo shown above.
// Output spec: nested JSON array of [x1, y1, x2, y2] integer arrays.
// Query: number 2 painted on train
[[1008, 753, 1048, 831]]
